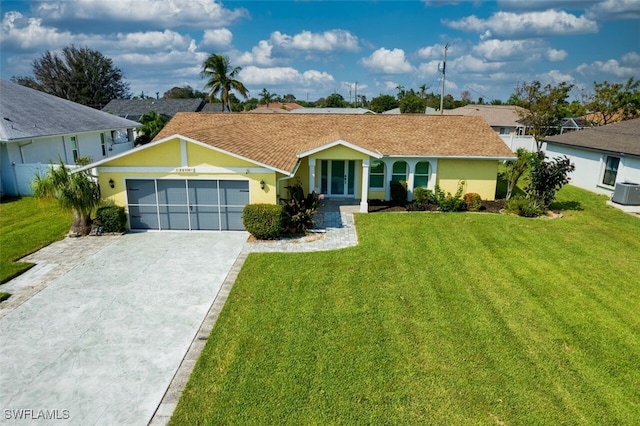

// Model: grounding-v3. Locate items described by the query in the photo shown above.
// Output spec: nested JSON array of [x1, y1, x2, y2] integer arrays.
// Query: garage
[[126, 179, 249, 231]]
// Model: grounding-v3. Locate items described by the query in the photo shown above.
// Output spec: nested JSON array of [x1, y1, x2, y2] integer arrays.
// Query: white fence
[[6, 163, 79, 196], [500, 135, 537, 152]]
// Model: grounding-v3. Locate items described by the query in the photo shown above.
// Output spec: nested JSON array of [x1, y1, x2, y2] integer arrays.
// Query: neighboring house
[[0, 80, 140, 197], [291, 107, 376, 114], [199, 102, 224, 112], [542, 118, 640, 196], [559, 117, 594, 134], [255, 102, 303, 111], [102, 98, 207, 120], [433, 105, 536, 152], [80, 114, 514, 231]]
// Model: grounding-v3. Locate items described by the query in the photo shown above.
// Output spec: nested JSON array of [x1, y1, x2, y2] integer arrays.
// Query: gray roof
[[199, 102, 224, 112], [0, 80, 140, 142], [543, 118, 640, 157], [102, 98, 206, 120], [290, 107, 376, 114]]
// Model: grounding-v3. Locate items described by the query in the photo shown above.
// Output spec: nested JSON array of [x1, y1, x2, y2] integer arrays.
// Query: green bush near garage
[[242, 204, 286, 240], [95, 204, 127, 233]]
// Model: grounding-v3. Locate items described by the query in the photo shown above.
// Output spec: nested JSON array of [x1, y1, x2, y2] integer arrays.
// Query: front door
[[321, 160, 355, 197]]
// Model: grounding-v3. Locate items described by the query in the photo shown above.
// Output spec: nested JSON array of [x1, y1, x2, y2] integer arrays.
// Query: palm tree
[[259, 88, 274, 106], [32, 159, 101, 236], [201, 54, 249, 112]]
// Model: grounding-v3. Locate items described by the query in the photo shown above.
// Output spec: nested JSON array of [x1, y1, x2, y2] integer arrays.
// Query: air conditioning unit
[[612, 182, 640, 206]]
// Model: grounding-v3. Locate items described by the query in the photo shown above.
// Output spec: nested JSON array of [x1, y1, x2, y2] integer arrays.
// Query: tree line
[[11, 45, 640, 124]]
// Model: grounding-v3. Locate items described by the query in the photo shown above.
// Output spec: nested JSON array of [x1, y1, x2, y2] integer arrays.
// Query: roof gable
[[0, 80, 140, 142]]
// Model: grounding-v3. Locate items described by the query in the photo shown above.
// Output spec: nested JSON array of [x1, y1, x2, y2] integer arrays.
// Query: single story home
[[542, 118, 640, 196], [82, 113, 514, 231], [433, 104, 536, 152], [0, 80, 140, 197], [102, 98, 211, 121]]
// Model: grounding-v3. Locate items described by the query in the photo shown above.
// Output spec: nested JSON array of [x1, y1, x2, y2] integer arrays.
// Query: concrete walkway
[[0, 232, 247, 425], [0, 204, 359, 425]]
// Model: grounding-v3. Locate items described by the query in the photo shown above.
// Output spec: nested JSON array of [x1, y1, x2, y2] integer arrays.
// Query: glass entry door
[[321, 160, 355, 197]]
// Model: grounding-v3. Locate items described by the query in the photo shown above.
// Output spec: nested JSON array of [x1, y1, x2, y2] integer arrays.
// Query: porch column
[[428, 159, 438, 191], [406, 159, 417, 201], [308, 158, 316, 194], [360, 159, 369, 213]]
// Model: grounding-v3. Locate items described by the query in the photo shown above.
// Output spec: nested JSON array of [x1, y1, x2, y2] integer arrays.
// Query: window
[[70, 136, 78, 162], [369, 160, 385, 188], [391, 161, 407, 183], [499, 127, 509, 135], [101, 133, 107, 156], [602, 156, 620, 187], [414, 161, 430, 188]]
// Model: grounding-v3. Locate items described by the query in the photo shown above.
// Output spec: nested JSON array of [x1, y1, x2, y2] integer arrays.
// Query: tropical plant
[[433, 181, 466, 212], [504, 148, 534, 200], [399, 93, 427, 113], [135, 111, 169, 145], [32, 159, 101, 235], [281, 181, 323, 234], [463, 193, 482, 212], [259, 88, 275, 106], [12, 44, 130, 109], [201, 53, 249, 112]]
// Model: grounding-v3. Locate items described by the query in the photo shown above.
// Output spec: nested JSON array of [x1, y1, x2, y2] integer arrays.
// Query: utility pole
[[354, 81, 358, 107], [439, 43, 449, 115]]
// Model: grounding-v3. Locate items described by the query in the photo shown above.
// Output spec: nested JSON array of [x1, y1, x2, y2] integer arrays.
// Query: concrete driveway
[[0, 232, 248, 425]]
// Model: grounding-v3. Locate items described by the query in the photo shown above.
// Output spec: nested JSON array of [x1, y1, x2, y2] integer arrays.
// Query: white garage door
[[126, 179, 249, 231]]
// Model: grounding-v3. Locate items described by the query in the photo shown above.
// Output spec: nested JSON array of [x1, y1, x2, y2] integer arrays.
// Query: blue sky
[[1, 0, 639, 104]]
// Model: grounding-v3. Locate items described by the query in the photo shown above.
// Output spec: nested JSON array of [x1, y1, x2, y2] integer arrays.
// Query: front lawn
[[0, 197, 72, 283], [171, 185, 640, 425]]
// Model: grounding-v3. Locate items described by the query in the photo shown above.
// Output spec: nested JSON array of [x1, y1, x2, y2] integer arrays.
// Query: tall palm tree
[[32, 159, 101, 235], [201, 54, 249, 112]]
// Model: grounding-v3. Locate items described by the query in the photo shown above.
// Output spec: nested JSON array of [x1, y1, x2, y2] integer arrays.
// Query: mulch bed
[[368, 199, 505, 213]]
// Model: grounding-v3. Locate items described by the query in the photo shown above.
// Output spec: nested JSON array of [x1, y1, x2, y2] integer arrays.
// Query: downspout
[[18, 140, 32, 163]]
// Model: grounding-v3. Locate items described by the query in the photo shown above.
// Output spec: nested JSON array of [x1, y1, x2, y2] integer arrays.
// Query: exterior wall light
[[260, 179, 265, 190], [109, 178, 115, 189]]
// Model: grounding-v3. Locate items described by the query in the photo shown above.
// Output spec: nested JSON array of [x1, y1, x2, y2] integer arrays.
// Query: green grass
[[171, 185, 640, 425], [0, 197, 72, 284]]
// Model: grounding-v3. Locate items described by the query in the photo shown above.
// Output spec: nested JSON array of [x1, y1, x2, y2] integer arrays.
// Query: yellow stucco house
[[82, 113, 514, 231]]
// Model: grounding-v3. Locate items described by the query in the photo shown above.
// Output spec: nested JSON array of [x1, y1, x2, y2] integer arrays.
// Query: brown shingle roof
[[440, 105, 528, 128], [154, 113, 515, 173], [543, 118, 640, 157]]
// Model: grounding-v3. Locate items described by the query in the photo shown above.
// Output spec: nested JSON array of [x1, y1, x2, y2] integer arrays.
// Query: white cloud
[[577, 58, 639, 78], [33, 0, 249, 28], [361, 48, 414, 74], [450, 55, 505, 73], [232, 40, 275, 67], [201, 28, 233, 49], [586, 0, 640, 20], [239, 66, 334, 86], [546, 69, 574, 84], [1, 11, 73, 51], [547, 48, 568, 62], [117, 30, 192, 51], [443, 10, 598, 37], [621, 51, 640, 65], [472, 39, 544, 61], [270, 29, 359, 52], [417, 43, 451, 60]]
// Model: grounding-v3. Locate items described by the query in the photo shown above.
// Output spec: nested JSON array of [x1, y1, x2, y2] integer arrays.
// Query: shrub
[[463, 193, 482, 212], [242, 204, 285, 239], [434, 182, 466, 212], [390, 180, 408, 206], [95, 204, 127, 232], [505, 197, 544, 218], [526, 151, 575, 209], [413, 187, 435, 205], [281, 181, 323, 234], [0, 292, 10, 303]]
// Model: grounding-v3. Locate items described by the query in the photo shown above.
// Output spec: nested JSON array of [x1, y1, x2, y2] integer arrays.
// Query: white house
[[542, 118, 640, 197], [432, 105, 537, 151], [0, 80, 140, 196]]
